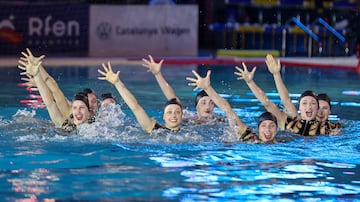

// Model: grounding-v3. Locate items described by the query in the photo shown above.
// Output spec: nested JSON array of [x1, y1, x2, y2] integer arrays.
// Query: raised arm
[[142, 55, 179, 102], [234, 62, 287, 130], [186, 70, 248, 134], [265, 54, 298, 118], [19, 49, 71, 117], [98, 62, 156, 133], [18, 50, 66, 127]]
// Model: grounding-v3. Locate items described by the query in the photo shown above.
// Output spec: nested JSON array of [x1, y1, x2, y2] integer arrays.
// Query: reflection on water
[[0, 65, 359, 200]]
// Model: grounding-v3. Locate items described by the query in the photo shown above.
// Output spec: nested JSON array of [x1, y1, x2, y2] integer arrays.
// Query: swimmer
[[98, 61, 183, 132], [194, 90, 216, 119], [82, 88, 99, 116], [142, 55, 218, 122], [187, 70, 278, 143], [265, 54, 341, 135], [18, 49, 94, 132], [62, 92, 93, 132], [235, 54, 334, 136], [317, 93, 341, 134], [316, 93, 332, 122], [100, 93, 116, 109]]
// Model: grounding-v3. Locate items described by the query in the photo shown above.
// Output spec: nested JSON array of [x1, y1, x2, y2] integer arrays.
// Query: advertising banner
[[89, 5, 198, 57], [0, 3, 88, 56]]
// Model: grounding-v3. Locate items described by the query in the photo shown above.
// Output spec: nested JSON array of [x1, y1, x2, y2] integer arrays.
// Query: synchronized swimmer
[[17, 48, 342, 142]]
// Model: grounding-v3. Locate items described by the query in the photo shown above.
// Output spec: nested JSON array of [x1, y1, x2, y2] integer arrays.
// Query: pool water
[[0, 64, 360, 201]]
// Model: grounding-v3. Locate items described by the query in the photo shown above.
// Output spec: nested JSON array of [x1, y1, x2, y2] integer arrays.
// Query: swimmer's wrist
[[273, 72, 281, 76]]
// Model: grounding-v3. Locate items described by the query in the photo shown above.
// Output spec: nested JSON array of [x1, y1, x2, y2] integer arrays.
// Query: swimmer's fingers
[[21, 77, 29, 81], [141, 62, 152, 73], [235, 65, 245, 73], [104, 61, 112, 70], [98, 76, 106, 81], [115, 71, 120, 79], [236, 76, 246, 81], [38, 55, 45, 61], [187, 82, 199, 91], [234, 66, 245, 79], [18, 60, 27, 67], [241, 62, 249, 72], [148, 55, 154, 63], [185, 76, 197, 83], [97, 71, 108, 81], [250, 66, 257, 74], [191, 70, 201, 79], [266, 54, 274, 63], [26, 48, 34, 58], [158, 59, 164, 66], [21, 51, 29, 58], [20, 78, 36, 87], [18, 64, 26, 71], [205, 70, 211, 79], [106, 61, 113, 73], [101, 63, 109, 73], [97, 69, 106, 77], [19, 71, 28, 76], [141, 58, 150, 66], [234, 71, 243, 77], [19, 56, 27, 63]]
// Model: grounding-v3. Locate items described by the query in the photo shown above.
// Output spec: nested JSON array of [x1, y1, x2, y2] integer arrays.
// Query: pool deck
[[0, 56, 359, 71]]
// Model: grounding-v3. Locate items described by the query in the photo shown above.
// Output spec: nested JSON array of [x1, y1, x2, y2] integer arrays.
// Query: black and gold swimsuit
[[61, 115, 96, 132], [285, 117, 340, 136], [239, 127, 277, 144], [239, 127, 258, 142], [152, 122, 180, 132]]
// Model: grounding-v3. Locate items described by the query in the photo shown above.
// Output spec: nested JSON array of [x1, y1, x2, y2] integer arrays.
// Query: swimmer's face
[[72, 100, 90, 125], [258, 120, 277, 142], [299, 96, 319, 121], [163, 104, 183, 130], [317, 100, 331, 122], [100, 98, 115, 109], [87, 93, 98, 114], [196, 96, 215, 118]]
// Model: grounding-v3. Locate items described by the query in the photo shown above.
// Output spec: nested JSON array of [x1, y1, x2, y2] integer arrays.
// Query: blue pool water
[[0, 63, 360, 201]]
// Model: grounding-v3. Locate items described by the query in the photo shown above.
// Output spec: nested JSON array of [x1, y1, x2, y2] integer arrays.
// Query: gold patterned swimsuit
[[61, 115, 96, 133], [285, 117, 341, 136]]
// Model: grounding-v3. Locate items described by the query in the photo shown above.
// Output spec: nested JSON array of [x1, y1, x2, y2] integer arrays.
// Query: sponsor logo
[[0, 15, 23, 44], [96, 22, 112, 40], [27, 15, 81, 47]]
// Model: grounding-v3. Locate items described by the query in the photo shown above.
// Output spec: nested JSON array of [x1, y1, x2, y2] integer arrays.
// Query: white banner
[[89, 5, 198, 57]]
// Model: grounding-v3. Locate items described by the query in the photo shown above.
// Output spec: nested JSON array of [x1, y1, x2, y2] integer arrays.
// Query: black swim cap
[[317, 93, 331, 109], [164, 98, 183, 111], [258, 112, 277, 127], [299, 90, 319, 107], [82, 88, 94, 94], [195, 90, 208, 107], [73, 92, 90, 110], [101, 93, 116, 102]]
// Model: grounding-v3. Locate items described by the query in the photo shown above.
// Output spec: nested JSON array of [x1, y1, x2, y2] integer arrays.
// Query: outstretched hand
[[265, 54, 281, 74], [20, 75, 37, 87], [141, 55, 164, 75], [18, 48, 45, 77], [234, 62, 256, 83], [186, 70, 211, 91], [98, 61, 120, 85]]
